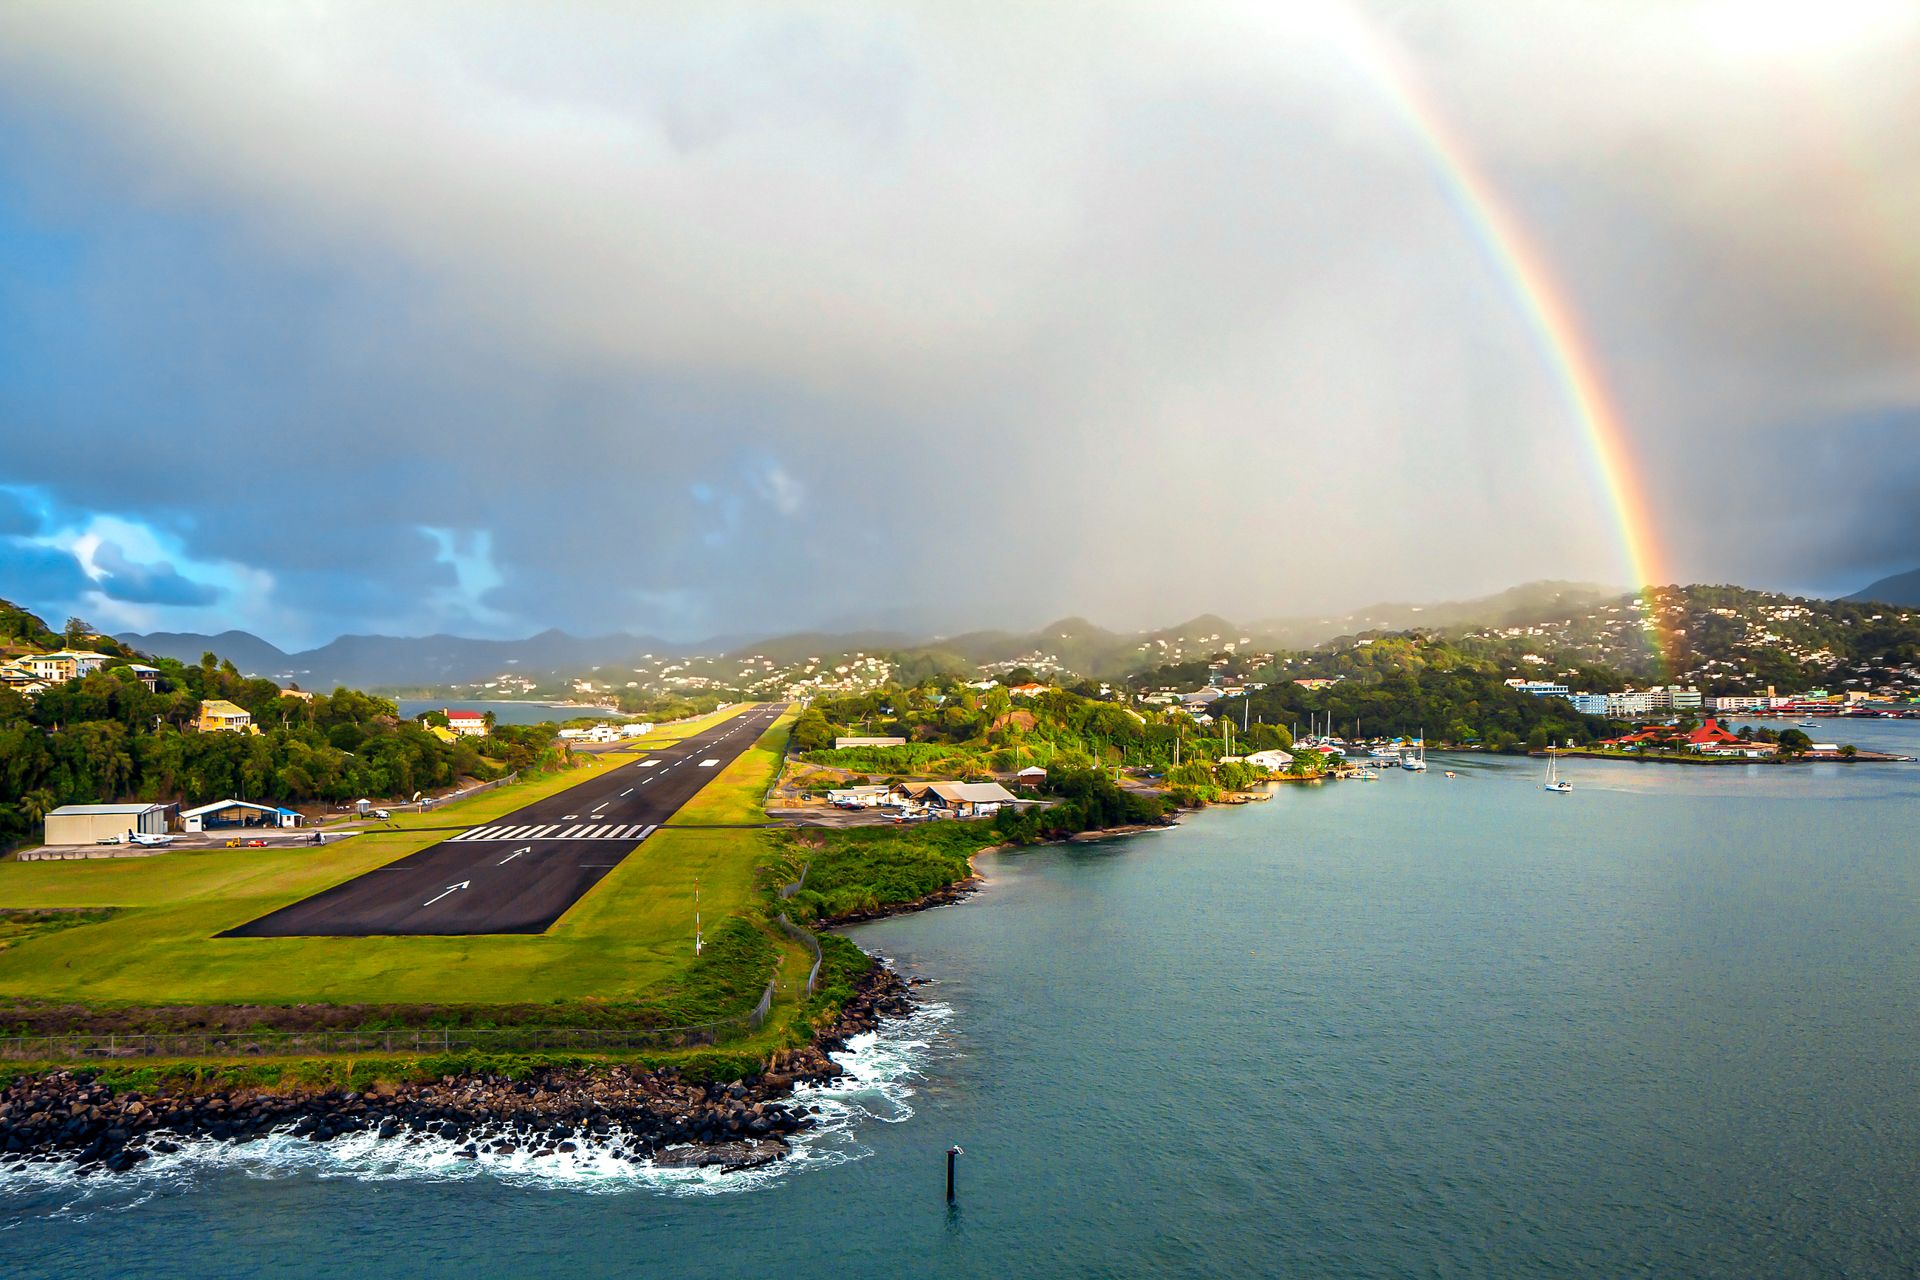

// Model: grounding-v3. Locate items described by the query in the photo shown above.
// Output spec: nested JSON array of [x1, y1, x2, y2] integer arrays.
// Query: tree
[[1838, 743, 1858, 759], [18, 788, 57, 824], [1777, 728, 1812, 754]]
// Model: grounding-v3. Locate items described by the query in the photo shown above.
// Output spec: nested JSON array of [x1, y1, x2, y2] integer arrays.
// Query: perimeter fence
[[775, 913, 824, 996]]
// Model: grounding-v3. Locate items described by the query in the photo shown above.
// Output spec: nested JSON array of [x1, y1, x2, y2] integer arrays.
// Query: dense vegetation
[[1228, 635, 1613, 751], [0, 603, 566, 848], [774, 822, 993, 924]]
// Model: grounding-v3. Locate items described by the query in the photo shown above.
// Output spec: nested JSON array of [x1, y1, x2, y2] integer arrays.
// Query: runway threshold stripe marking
[[558, 825, 586, 838], [527, 825, 559, 839]]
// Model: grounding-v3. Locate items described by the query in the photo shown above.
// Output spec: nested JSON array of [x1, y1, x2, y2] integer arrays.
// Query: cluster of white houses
[[0, 649, 158, 696], [1509, 679, 1879, 718]]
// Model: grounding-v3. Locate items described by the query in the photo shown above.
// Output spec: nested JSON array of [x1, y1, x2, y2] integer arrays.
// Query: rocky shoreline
[[0, 963, 916, 1176]]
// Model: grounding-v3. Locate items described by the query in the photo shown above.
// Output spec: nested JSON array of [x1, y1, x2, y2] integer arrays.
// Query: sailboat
[[1402, 731, 1428, 772], [1544, 749, 1572, 794]]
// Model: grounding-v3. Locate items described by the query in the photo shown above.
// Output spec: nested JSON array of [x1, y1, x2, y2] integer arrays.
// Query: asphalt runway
[[223, 703, 788, 937]]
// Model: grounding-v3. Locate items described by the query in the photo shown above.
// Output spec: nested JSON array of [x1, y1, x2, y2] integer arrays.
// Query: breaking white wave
[[0, 998, 953, 1217]]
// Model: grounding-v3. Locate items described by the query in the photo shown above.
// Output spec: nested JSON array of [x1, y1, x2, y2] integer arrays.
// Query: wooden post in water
[[946, 1145, 963, 1202]]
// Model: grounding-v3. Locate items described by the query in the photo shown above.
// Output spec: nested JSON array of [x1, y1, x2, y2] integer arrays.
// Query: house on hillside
[[195, 699, 258, 734], [1013, 765, 1049, 787], [1243, 749, 1294, 771], [444, 709, 489, 737], [126, 663, 160, 690], [1008, 683, 1049, 698], [835, 736, 904, 749], [0, 660, 51, 694], [279, 687, 314, 701], [21, 650, 110, 685]]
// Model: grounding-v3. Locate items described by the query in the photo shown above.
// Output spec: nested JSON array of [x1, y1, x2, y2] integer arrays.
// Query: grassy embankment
[[0, 701, 1012, 1083], [0, 705, 796, 1018]]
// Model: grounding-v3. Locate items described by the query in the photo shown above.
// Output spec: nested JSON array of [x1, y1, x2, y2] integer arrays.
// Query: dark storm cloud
[[0, 1, 1913, 645], [89, 541, 221, 607]]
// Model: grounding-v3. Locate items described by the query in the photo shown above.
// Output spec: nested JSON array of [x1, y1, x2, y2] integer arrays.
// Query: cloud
[[86, 539, 222, 606], [0, 2, 1912, 643]]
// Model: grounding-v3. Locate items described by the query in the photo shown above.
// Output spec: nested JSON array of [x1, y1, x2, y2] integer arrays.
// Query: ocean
[[7, 722, 1918, 1278]]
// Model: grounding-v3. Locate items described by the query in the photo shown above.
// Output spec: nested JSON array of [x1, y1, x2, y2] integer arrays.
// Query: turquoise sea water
[[7, 724, 1918, 1277]]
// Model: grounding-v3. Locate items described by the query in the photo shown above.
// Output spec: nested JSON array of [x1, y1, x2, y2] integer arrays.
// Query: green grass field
[[0, 704, 798, 1011]]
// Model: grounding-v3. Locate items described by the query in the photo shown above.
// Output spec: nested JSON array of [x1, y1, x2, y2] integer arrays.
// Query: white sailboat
[[1402, 731, 1428, 772], [1544, 749, 1572, 794]]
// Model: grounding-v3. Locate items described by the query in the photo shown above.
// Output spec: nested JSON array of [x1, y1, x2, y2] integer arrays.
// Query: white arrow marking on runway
[[423, 881, 471, 907], [499, 847, 530, 864]]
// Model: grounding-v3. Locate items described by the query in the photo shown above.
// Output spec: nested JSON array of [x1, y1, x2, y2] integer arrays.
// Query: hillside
[[119, 626, 690, 690], [4, 604, 567, 850], [1450, 585, 1920, 697], [1849, 567, 1920, 607]]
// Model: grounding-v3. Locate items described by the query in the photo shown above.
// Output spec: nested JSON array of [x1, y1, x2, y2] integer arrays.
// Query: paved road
[[225, 703, 788, 937]]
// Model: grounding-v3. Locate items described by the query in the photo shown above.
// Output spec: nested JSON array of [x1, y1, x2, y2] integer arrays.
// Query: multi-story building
[[1606, 691, 1655, 718], [443, 709, 490, 737], [195, 699, 256, 734], [21, 650, 111, 684], [1646, 685, 1704, 711], [1508, 680, 1571, 698], [1567, 693, 1610, 716], [1710, 694, 1769, 713]]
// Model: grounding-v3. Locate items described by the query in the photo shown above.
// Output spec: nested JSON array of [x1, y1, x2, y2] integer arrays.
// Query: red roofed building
[[1685, 718, 1742, 748], [443, 709, 490, 738]]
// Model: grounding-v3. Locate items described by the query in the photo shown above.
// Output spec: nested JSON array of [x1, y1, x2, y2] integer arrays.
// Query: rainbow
[[1322, 8, 1677, 674]]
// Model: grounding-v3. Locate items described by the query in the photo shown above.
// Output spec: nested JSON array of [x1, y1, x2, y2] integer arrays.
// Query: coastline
[[0, 964, 913, 1176], [0, 811, 1178, 1180]]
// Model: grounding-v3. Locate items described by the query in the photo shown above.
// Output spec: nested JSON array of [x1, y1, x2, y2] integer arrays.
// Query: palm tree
[[19, 788, 58, 824]]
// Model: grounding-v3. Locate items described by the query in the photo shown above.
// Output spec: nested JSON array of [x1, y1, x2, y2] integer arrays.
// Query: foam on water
[[0, 998, 952, 1219]]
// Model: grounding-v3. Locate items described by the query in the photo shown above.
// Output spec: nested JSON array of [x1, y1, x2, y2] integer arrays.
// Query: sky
[[1, 0, 1916, 649]]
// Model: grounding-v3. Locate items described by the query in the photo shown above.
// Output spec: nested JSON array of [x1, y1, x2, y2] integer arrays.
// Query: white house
[[22, 650, 111, 685], [1243, 749, 1294, 771], [444, 709, 489, 737]]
